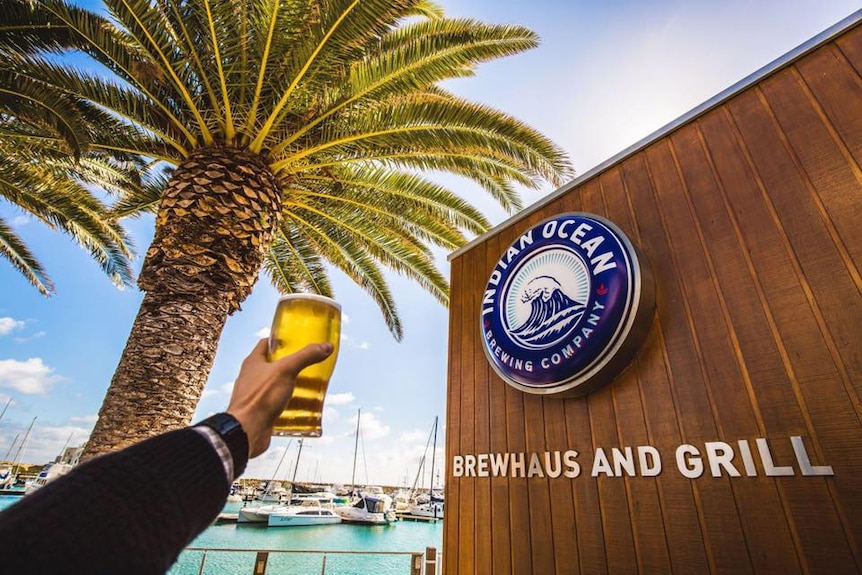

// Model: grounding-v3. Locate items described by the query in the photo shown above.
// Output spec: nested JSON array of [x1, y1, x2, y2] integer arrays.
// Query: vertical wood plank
[[486, 232, 513, 575], [458, 249, 478, 575], [473, 239, 493, 572], [444, 256, 463, 575]]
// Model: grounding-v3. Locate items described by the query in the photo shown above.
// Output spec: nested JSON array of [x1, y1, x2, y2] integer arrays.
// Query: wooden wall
[[444, 20, 862, 575]]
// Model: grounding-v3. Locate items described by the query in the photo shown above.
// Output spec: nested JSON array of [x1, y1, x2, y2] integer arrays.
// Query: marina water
[[0, 496, 442, 574]]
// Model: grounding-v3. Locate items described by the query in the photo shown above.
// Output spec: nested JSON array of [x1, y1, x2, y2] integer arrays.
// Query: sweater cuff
[[193, 413, 249, 480], [192, 426, 234, 481]]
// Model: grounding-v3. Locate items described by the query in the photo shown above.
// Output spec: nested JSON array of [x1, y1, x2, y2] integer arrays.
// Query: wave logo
[[504, 248, 589, 350], [481, 213, 655, 397]]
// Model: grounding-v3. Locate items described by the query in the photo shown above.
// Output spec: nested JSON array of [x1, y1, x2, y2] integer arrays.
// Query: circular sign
[[480, 213, 655, 397]]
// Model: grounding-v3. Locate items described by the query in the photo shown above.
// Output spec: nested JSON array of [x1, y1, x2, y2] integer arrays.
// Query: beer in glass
[[267, 294, 341, 436]]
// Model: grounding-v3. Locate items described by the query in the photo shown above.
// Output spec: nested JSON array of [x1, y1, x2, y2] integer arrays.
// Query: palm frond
[[0, 217, 54, 295]]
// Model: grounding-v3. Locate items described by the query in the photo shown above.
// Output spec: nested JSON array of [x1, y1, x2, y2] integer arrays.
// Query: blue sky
[[1, 0, 858, 487]]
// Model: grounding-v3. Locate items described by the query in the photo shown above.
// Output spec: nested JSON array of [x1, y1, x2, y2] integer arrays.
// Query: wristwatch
[[196, 413, 249, 479]]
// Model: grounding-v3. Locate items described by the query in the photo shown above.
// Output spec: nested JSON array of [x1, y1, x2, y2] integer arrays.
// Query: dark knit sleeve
[[0, 427, 235, 575]]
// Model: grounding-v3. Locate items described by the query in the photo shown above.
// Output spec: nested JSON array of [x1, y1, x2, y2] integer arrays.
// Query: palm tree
[[0, 0, 136, 293], [28, 0, 573, 458]]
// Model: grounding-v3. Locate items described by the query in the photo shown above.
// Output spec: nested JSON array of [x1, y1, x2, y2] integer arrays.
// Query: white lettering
[[591, 448, 614, 477], [557, 220, 575, 239], [705, 441, 740, 477], [638, 446, 661, 476], [612, 447, 636, 476], [581, 235, 604, 257], [791, 436, 834, 476], [676, 444, 703, 478], [544, 451, 562, 478], [490, 453, 509, 477], [527, 453, 545, 478], [756, 438, 794, 476], [563, 450, 580, 478], [737, 440, 758, 476], [505, 245, 520, 263], [591, 251, 617, 275], [510, 452, 526, 478], [464, 455, 477, 477], [482, 289, 496, 307], [477, 453, 490, 477], [452, 456, 464, 478], [517, 230, 534, 250], [572, 223, 591, 243]]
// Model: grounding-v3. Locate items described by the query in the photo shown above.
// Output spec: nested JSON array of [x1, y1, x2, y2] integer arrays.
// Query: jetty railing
[[180, 546, 439, 574]]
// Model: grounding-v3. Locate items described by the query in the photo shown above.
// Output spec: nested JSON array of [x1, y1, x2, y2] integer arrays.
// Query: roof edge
[[449, 8, 862, 262]]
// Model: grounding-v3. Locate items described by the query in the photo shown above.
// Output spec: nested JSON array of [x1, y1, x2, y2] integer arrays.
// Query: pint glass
[[267, 294, 341, 437]]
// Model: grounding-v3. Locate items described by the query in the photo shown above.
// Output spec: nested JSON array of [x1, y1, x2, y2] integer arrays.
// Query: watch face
[[212, 414, 241, 434]]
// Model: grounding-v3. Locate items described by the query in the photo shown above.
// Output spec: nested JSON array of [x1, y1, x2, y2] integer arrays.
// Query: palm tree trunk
[[84, 290, 230, 456], [84, 146, 282, 460]]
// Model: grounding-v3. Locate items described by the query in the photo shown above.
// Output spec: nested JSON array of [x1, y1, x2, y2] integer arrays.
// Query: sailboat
[[408, 416, 443, 520], [1, 417, 36, 494], [238, 439, 297, 523], [334, 409, 396, 525]]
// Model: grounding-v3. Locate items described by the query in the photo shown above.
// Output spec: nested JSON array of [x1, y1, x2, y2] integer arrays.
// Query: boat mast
[[289, 438, 304, 494], [259, 439, 292, 502], [350, 408, 361, 494], [0, 397, 11, 423], [428, 416, 438, 502], [10, 417, 36, 479]]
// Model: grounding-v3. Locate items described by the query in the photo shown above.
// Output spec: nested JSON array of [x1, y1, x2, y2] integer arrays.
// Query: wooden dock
[[214, 512, 238, 524], [397, 513, 441, 523]]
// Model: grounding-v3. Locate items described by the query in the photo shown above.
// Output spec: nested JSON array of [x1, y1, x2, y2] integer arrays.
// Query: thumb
[[277, 342, 334, 376]]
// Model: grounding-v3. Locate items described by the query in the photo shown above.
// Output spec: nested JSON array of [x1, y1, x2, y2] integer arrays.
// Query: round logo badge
[[480, 213, 655, 397]]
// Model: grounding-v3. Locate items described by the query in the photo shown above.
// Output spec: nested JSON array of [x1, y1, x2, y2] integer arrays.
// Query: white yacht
[[407, 500, 444, 520], [267, 501, 342, 527], [335, 494, 397, 525], [237, 504, 285, 523]]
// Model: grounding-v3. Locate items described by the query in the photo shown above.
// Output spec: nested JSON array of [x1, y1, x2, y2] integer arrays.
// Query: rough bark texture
[[84, 146, 282, 459]]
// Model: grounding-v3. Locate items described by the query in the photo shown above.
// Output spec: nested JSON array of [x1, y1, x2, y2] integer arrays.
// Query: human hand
[[226, 338, 333, 458]]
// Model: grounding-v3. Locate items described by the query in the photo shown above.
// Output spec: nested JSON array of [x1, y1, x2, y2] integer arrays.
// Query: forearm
[[0, 428, 233, 574]]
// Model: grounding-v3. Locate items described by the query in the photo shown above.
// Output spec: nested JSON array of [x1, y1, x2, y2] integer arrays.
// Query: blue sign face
[[480, 213, 653, 396]]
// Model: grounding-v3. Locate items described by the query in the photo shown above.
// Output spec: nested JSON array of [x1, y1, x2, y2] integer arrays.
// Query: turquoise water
[[0, 496, 442, 574]]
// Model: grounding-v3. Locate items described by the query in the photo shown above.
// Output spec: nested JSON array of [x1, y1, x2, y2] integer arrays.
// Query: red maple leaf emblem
[[596, 284, 608, 296]]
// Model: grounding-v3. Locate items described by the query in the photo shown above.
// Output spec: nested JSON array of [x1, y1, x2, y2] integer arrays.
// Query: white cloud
[[342, 313, 350, 325], [353, 411, 390, 440], [337, 333, 372, 351], [14, 331, 46, 344], [69, 415, 98, 425], [0, 358, 63, 395], [0, 317, 25, 336], [200, 380, 235, 399], [327, 392, 354, 406], [255, 327, 270, 338], [12, 215, 30, 226], [398, 429, 429, 444]]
